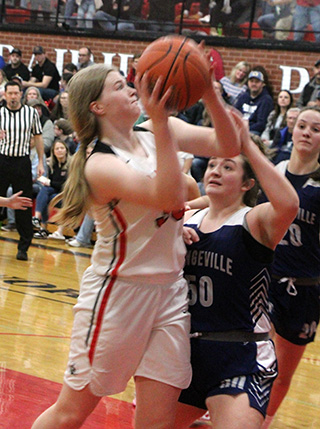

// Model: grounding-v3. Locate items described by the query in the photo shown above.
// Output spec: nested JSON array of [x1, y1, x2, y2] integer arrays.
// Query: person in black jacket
[[297, 59, 320, 108], [3, 48, 30, 82], [23, 46, 61, 102], [93, 0, 136, 31], [234, 70, 274, 136], [148, 0, 176, 32]]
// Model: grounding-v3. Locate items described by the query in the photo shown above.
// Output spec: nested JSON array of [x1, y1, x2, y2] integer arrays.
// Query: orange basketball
[[136, 35, 210, 111]]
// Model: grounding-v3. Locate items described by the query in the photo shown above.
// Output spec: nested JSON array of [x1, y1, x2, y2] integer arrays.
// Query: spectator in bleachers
[[30, 0, 52, 24], [0, 70, 8, 102], [27, 98, 55, 157], [60, 72, 73, 91], [261, 89, 294, 145], [200, 0, 254, 36], [183, 0, 209, 18], [234, 70, 274, 136], [126, 53, 141, 88], [33, 139, 70, 239], [316, 90, 320, 107], [94, 0, 136, 32], [297, 59, 320, 107], [77, 47, 94, 70], [50, 92, 69, 122], [54, 119, 77, 155], [269, 106, 300, 164], [219, 60, 251, 105], [293, 0, 320, 43], [66, 214, 95, 247], [3, 48, 30, 82], [77, 0, 96, 28], [23, 46, 61, 102], [22, 86, 49, 115], [148, 0, 176, 32], [258, 0, 295, 40], [63, 62, 78, 75], [130, 0, 143, 19], [62, 0, 77, 28], [252, 64, 274, 97]]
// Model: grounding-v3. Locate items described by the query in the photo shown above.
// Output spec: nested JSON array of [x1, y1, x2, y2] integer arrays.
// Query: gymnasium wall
[[1, 30, 319, 101]]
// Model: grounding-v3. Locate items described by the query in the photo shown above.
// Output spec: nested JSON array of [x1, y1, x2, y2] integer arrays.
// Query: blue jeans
[[94, 10, 135, 31], [35, 186, 57, 224], [38, 87, 59, 102], [6, 186, 15, 225], [293, 5, 320, 42], [77, 0, 95, 28], [64, 0, 77, 27], [258, 13, 276, 33], [76, 214, 94, 245]]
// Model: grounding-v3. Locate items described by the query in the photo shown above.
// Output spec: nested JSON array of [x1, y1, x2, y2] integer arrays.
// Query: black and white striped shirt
[[0, 105, 42, 157]]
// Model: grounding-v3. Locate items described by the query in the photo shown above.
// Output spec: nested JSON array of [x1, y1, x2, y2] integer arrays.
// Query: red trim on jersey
[[89, 206, 127, 364]]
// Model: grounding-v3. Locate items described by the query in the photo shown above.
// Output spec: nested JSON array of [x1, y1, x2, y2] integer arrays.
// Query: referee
[[0, 81, 44, 261]]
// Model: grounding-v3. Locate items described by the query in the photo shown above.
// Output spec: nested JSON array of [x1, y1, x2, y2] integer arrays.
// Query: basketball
[[136, 35, 210, 111]]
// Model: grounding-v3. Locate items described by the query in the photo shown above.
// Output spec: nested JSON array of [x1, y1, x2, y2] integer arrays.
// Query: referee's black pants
[[0, 154, 33, 253]]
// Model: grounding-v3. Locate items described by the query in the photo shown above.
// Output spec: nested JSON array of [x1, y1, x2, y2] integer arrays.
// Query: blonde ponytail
[[53, 64, 115, 228]]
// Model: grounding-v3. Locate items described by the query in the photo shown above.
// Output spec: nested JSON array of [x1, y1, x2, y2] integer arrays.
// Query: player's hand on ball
[[136, 35, 210, 112], [136, 72, 172, 122]]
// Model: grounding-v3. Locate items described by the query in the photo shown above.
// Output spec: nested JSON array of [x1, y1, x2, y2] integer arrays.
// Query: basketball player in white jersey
[[31, 60, 242, 429]]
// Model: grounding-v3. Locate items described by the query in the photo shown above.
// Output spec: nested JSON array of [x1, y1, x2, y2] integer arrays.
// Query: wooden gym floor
[[0, 231, 319, 428]]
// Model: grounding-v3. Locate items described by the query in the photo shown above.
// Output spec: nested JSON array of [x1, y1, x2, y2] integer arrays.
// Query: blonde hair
[[48, 139, 71, 173], [22, 86, 45, 105], [53, 64, 116, 228], [230, 61, 251, 86]]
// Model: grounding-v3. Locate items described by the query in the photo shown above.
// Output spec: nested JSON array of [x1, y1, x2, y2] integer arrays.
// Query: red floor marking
[[0, 369, 135, 428]]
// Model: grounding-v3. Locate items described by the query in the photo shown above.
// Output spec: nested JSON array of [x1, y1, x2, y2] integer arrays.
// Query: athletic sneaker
[[199, 14, 210, 23], [34, 228, 48, 239], [67, 238, 93, 248], [48, 230, 65, 240], [32, 217, 42, 229], [1, 223, 17, 232]]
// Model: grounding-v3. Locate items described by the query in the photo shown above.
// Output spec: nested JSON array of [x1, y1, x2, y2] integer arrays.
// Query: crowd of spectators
[[2, 1, 319, 42], [0, 41, 319, 250], [0, 45, 79, 249]]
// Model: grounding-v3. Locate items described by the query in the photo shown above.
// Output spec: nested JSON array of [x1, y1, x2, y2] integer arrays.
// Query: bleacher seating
[[5, 8, 30, 24]]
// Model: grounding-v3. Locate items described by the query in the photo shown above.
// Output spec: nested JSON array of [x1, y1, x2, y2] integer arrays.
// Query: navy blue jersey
[[184, 207, 274, 334], [272, 161, 320, 279]]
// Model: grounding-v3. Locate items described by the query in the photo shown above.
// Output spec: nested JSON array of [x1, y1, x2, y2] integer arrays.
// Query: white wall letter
[[54, 48, 68, 75], [280, 65, 310, 94], [102, 52, 133, 75], [0, 44, 14, 57]]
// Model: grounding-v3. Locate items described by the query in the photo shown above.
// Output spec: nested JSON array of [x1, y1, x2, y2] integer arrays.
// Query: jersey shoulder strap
[[91, 140, 116, 155], [133, 125, 152, 133]]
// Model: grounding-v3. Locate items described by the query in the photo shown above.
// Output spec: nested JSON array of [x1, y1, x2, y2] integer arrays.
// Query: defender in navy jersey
[[175, 121, 298, 429], [32, 60, 242, 429], [263, 107, 320, 429]]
